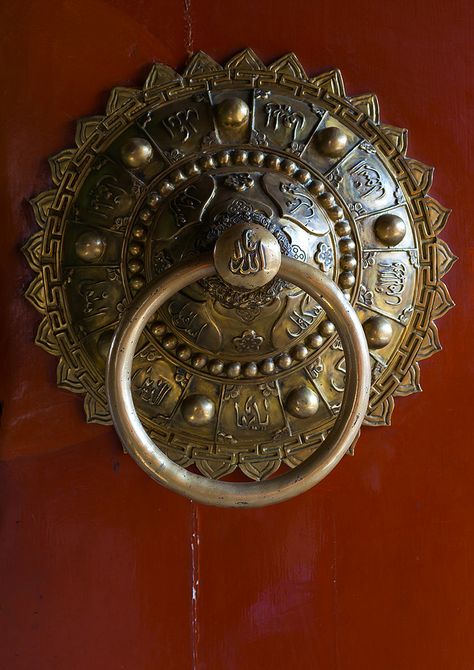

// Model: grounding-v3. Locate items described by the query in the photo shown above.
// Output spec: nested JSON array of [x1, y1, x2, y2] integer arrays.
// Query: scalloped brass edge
[[437, 238, 458, 278], [144, 63, 182, 89], [393, 362, 422, 397], [363, 397, 395, 427], [225, 48, 266, 71], [34, 316, 60, 356], [379, 124, 408, 155], [75, 115, 104, 147], [183, 51, 223, 76], [310, 69, 345, 97], [57, 358, 83, 393], [29, 190, 55, 228], [22, 50, 456, 465], [21, 230, 42, 272], [106, 86, 141, 115], [268, 52, 307, 79], [49, 149, 75, 185], [84, 394, 112, 425], [404, 157, 434, 195], [349, 93, 380, 123]]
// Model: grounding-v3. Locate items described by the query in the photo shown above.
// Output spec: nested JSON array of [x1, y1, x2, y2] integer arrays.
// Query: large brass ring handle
[[106, 229, 371, 507]]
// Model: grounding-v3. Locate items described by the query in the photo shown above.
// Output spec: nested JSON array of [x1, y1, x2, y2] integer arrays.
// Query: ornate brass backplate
[[24, 50, 455, 489]]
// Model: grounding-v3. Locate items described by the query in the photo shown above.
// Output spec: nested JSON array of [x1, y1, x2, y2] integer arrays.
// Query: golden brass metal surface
[[24, 50, 455, 500], [106, 250, 371, 507]]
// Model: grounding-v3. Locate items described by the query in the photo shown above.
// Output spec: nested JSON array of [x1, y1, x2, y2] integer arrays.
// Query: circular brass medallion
[[24, 50, 455, 482]]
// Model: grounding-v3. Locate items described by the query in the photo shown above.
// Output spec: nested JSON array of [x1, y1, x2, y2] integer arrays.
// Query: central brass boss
[[214, 223, 282, 290]]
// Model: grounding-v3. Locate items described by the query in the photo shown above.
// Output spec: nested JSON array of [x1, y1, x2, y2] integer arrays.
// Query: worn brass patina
[[24, 50, 455, 503]]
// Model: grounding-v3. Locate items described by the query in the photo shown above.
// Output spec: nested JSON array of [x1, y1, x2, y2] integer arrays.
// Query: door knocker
[[24, 50, 455, 506]]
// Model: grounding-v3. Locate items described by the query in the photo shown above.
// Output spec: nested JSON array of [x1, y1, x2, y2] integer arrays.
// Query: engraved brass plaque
[[24, 50, 455, 484]]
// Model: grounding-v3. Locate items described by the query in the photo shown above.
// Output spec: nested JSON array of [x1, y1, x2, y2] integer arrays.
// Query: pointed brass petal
[[106, 86, 141, 115], [75, 116, 104, 147], [437, 238, 458, 277], [269, 53, 307, 79], [394, 363, 422, 397], [84, 393, 112, 425], [310, 69, 345, 96], [57, 359, 83, 393], [418, 322, 442, 360], [226, 48, 266, 71], [405, 158, 434, 195], [196, 459, 236, 480], [49, 149, 75, 186], [25, 275, 46, 313], [380, 124, 408, 155], [35, 316, 60, 356], [363, 396, 394, 426], [240, 459, 281, 481], [284, 444, 320, 468], [30, 190, 55, 228], [160, 444, 193, 468], [424, 196, 451, 235], [349, 93, 380, 123], [183, 51, 223, 76], [432, 281, 455, 320], [22, 231, 43, 272], [144, 62, 182, 89], [346, 430, 361, 456]]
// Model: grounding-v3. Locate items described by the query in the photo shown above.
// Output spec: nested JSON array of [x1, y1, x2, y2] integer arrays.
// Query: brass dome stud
[[374, 213, 406, 246], [128, 259, 143, 274], [217, 150, 231, 166], [162, 334, 178, 350], [250, 151, 265, 166], [339, 237, 356, 254], [120, 137, 153, 168], [132, 225, 146, 240], [75, 231, 106, 262], [285, 386, 320, 418], [147, 192, 161, 208], [191, 354, 207, 369], [277, 353, 293, 369], [243, 362, 258, 377], [292, 344, 309, 361], [129, 242, 143, 257], [150, 322, 166, 337], [181, 394, 216, 426], [226, 362, 241, 378], [335, 220, 351, 236], [216, 97, 250, 129], [315, 127, 348, 158], [363, 316, 393, 349], [260, 358, 275, 375], [208, 359, 224, 375], [308, 179, 325, 196], [318, 192, 336, 209], [319, 320, 336, 337], [130, 276, 145, 291], [339, 271, 356, 289], [176, 344, 191, 361], [306, 333, 323, 349]]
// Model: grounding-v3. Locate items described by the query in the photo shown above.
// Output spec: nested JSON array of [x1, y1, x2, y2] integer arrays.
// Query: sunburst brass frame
[[23, 50, 456, 487]]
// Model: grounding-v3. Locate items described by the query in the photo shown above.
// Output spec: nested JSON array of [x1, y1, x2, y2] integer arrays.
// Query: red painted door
[[1, 2, 472, 668]]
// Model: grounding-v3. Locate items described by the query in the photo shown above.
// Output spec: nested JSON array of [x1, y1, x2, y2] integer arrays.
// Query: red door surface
[[1, 2, 472, 668]]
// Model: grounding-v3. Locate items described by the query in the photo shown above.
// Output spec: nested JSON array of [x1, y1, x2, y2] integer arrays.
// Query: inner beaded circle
[[124, 149, 360, 381]]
